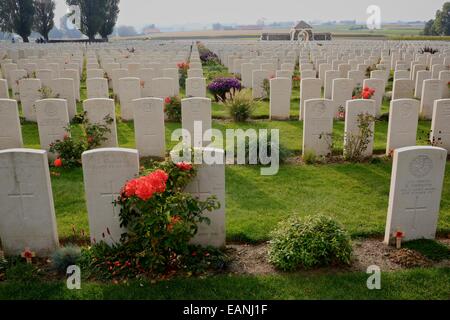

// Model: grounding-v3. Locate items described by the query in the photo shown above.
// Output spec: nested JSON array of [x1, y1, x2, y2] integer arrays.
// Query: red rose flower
[[54, 158, 63, 167], [176, 162, 193, 171], [123, 178, 139, 197], [164, 97, 172, 104]]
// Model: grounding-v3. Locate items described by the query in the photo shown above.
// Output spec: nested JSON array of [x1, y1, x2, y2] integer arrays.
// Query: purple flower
[[208, 77, 242, 101]]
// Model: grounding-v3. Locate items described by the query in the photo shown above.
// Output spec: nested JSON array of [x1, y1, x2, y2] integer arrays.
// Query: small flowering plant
[[164, 96, 182, 122], [353, 86, 376, 100], [49, 113, 113, 168], [112, 161, 220, 274], [177, 61, 189, 89], [207, 77, 242, 102]]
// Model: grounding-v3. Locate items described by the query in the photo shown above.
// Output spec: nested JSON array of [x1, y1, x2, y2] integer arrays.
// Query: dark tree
[[66, 0, 108, 41], [33, 0, 55, 41], [423, 19, 437, 35], [0, 0, 35, 42], [424, 2, 450, 36], [99, 0, 120, 40]]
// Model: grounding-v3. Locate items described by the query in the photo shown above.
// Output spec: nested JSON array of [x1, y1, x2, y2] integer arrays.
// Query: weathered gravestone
[[300, 78, 322, 120], [363, 78, 385, 117], [19, 78, 41, 122], [50, 78, 77, 119], [35, 99, 70, 158], [151, 77, 175, 99], [344, 99, 376, 158], [87, 78, 109, 99], [184, 148, 226, 248], [392, 79, 414, 100], [186, 77, 206, 98], [0, 99, 23, 149], [332, 78, 355, 117], [270, 77, 291, 120], [431, 99, 450, 152], [182, 98, 212, 148], [303, 99, 334, 157], [0, 149, 59, 255], [420, 79, 443, 120], [83, 99, 118, 148], [384, 146, 447, 244], [133, 98, 166, 158], [386, 99, 420, 155], [0, 79, 9, 98], [118, 77, 141, 121], [82, 148, 139, 246], [252, 70, 271, 99]]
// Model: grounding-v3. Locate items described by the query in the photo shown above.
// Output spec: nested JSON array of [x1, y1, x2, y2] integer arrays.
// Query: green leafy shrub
[[51, 245, 82, 274], [303, 150, 317, 164], [86, 160, 221, 277], [225, 89, 256, 122], [164, 96, 182, 122], [268, 215, 353, 271], [49, 114, 113, 168], [4, 259, 42, 282]]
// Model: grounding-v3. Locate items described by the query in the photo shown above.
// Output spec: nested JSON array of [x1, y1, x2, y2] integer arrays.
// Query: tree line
[[0, 0, 120, 42], [424, 2, 450, 36]]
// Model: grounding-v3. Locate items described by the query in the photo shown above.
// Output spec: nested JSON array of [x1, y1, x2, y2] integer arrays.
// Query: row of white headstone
[[0, 96, 214, 159], [0, 147, 225, 256]]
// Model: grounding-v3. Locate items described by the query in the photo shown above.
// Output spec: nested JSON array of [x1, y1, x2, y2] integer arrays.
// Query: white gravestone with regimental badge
[[384, 146, 447, 244]]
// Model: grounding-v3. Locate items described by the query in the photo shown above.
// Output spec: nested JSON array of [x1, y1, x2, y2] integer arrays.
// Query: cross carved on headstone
[[100, 181, 121, 217], [8, 183, 35, 220], [405, 195, 428, 232]]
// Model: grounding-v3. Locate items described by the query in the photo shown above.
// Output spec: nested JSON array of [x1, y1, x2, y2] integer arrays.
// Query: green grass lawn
[[5, 53, 450, 301], [1, 268, 449, 300]]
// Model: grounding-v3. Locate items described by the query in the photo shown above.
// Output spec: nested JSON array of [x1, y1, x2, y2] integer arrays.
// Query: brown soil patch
[[226, 238, 450, 275]]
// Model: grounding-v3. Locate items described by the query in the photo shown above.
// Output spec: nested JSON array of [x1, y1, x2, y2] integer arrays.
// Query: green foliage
[[98, 0, 120, 39], [49, 113, 113, 167], [0, 0, 35, 42], [344, 113, 376, 162], [65, 0, 108, 41], [423, 2, 450, 36], [262, 78, 270, 100], [404, 240, 450, 262], [4, 258, 42, 282], [164, 96, 182, 122], [303, 150, 317, 165], [33, 0, 55, 41], [51, 245, 82, 274], [268, 215, 353, 271], [85, 161, 221, 277], [225, 89, 256, 122]]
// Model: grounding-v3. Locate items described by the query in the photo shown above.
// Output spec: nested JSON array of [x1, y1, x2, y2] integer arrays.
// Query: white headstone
[[186, 77, 206, 98], [0, 99, 23, 149], [0, 149, 59, 255], [118, 77, 141, 121], [270, 77, 291, 120], [384, 146, 447, 244], [420, 79, 443, 119], [35, 99, 70, 157], [181, 98, 212, 148], [392, 79, 414, 100], [303, 99, 334, 157], [87, 78, 109, 99], [386, 99, 420, 155], [82, 148, 139, 246], [300, 78, 322, 120], [50, 78, 77, 119], [431, 99, 450, 152], [133, 98, 166, 158], [83, 98, 118, 148]]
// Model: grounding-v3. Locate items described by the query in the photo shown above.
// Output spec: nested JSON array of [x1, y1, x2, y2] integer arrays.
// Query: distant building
[[261, 21, 332, 41]]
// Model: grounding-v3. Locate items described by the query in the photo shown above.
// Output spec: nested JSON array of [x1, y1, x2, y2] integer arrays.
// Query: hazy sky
[[54, 0, 446, 28]]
